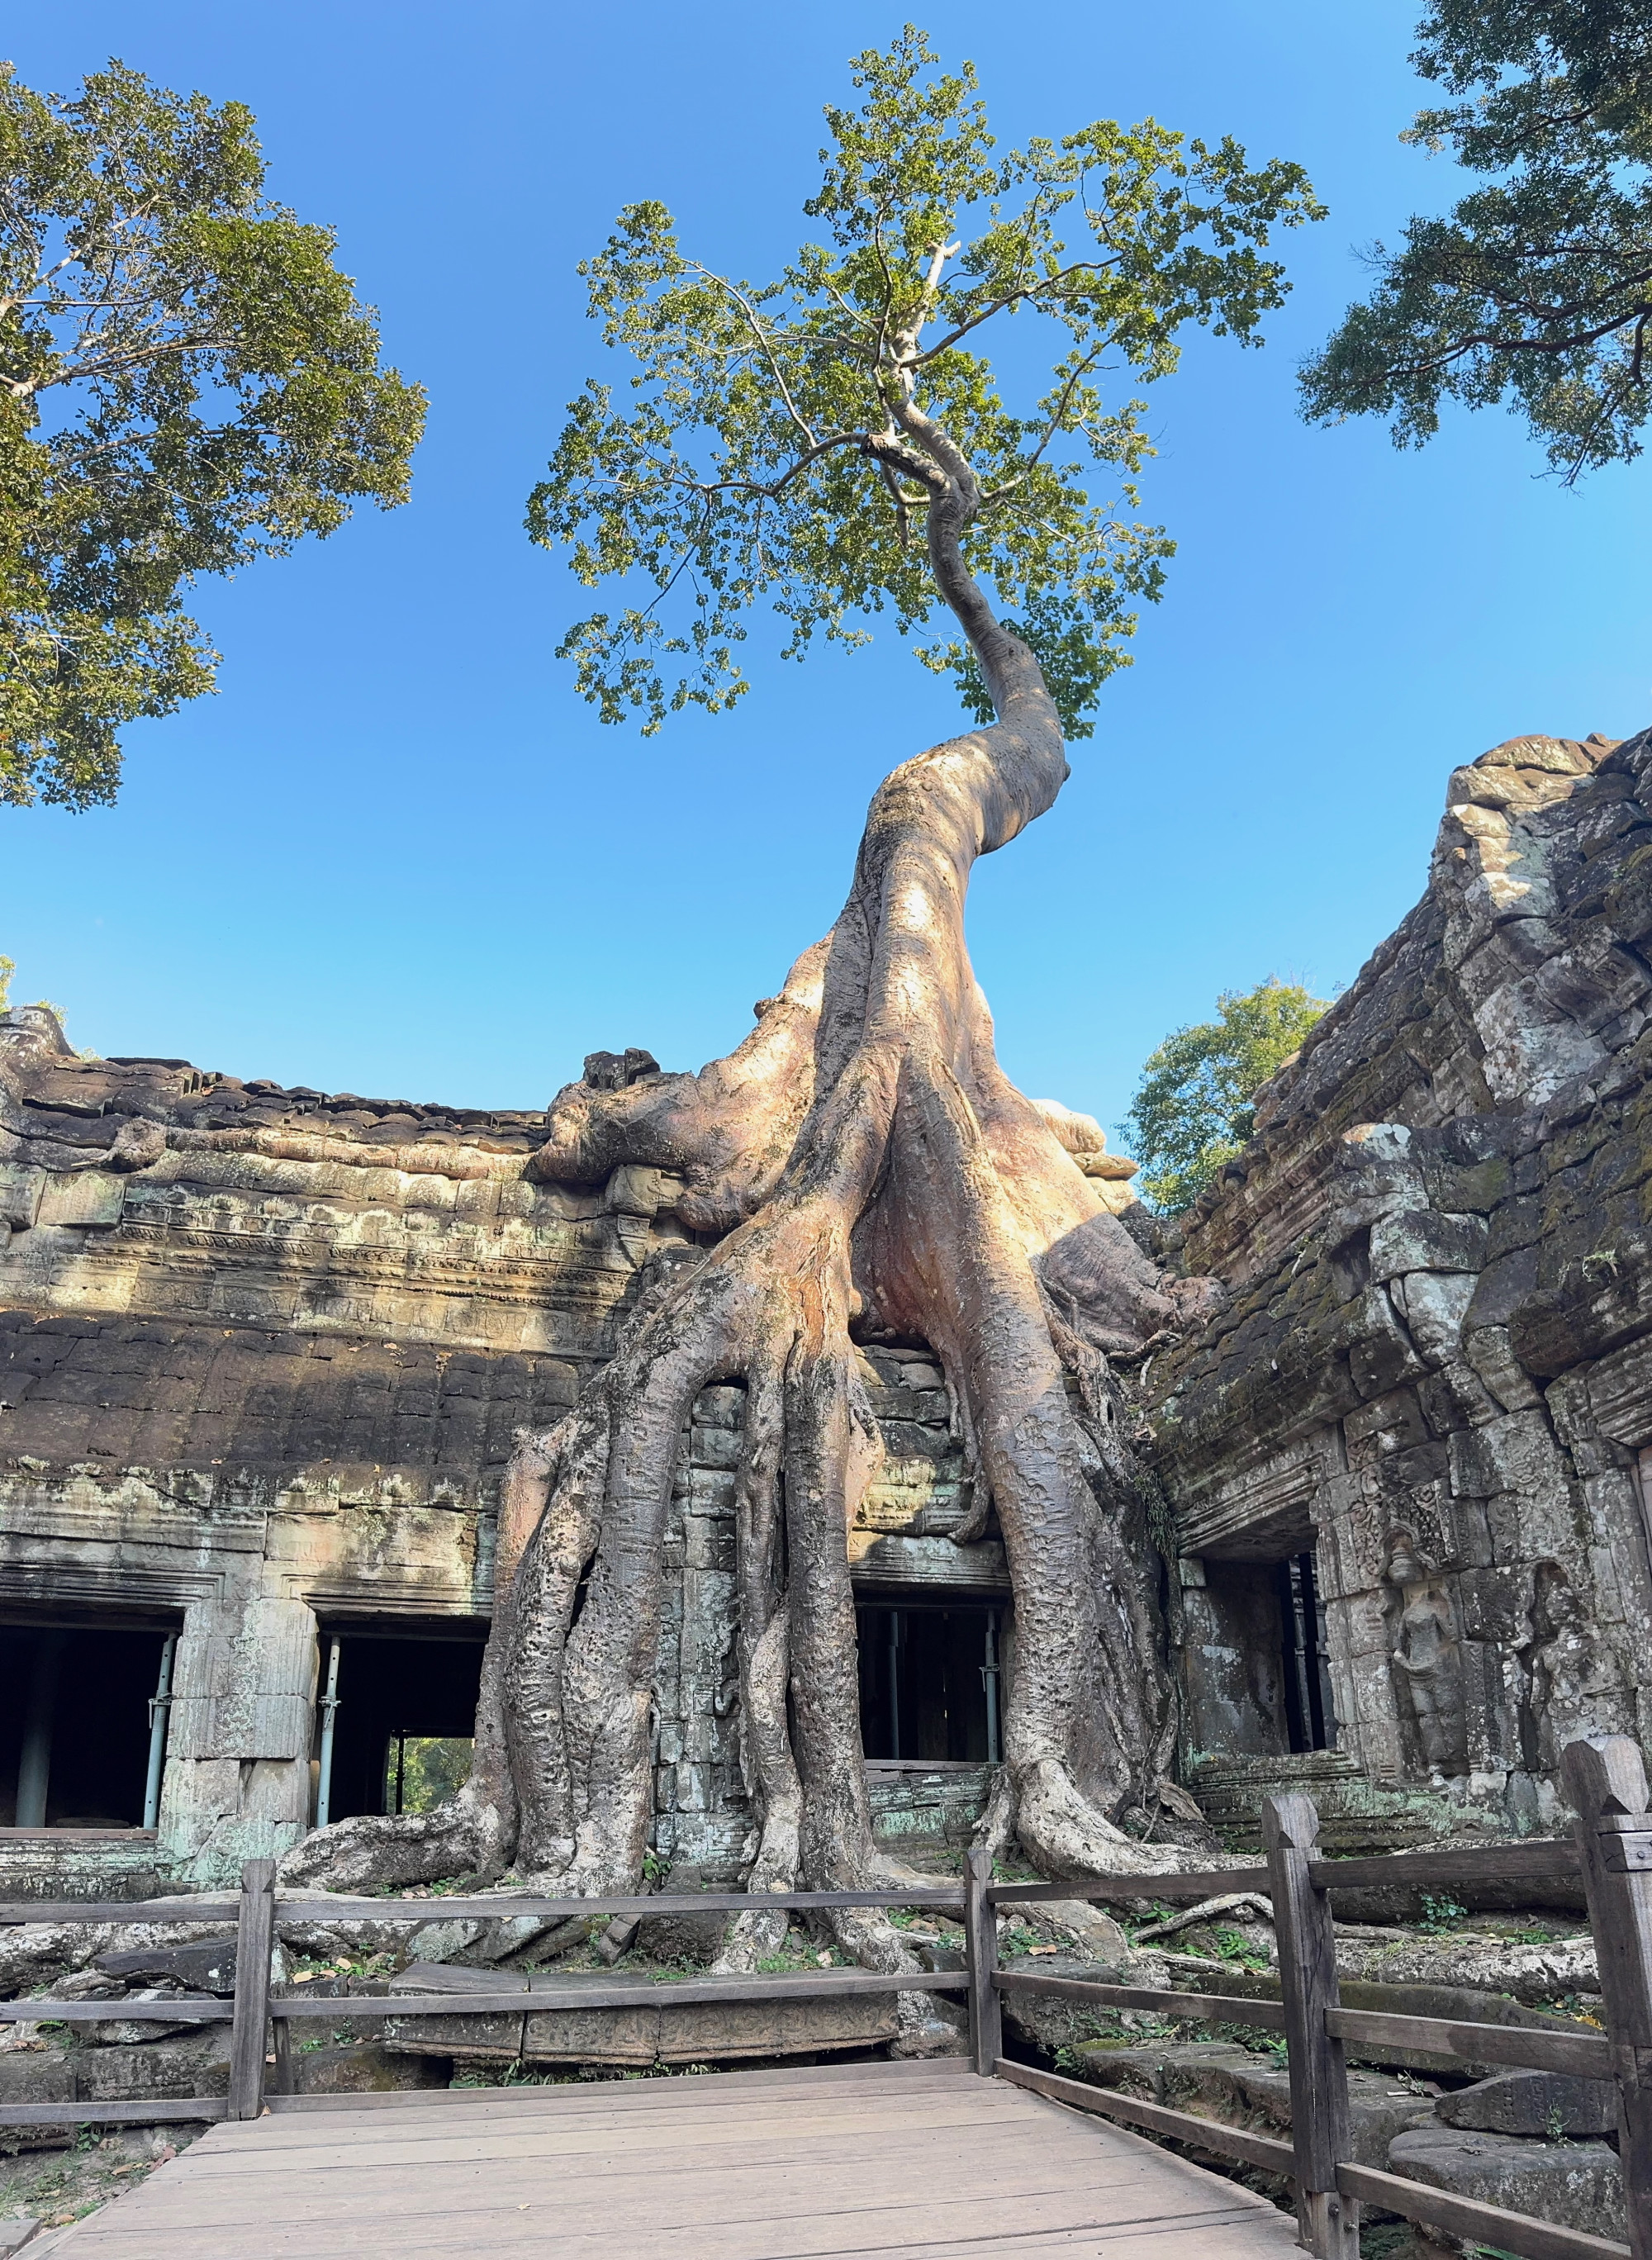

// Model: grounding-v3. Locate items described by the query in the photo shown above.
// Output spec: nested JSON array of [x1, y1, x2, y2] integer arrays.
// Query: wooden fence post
[[964, 1846, 1001, 2078], [1561, 1736, 1652, 2260], [1263, 1792, 1359, 2260], [226, 1858, 277, 2122]]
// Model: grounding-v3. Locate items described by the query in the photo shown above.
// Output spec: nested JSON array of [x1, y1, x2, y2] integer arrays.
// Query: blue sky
[[6, 3, 1645, 1138]]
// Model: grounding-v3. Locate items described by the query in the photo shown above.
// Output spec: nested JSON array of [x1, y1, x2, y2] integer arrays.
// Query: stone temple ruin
[[2, 729, 1651, 2217]]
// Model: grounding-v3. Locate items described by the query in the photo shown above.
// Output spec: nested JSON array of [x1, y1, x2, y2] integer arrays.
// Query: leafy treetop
[[1, 59, 425, 809], [1301, 1, 1652, 480], [529, 27, 1322, 738], [1123, 976, 1329, 1214]]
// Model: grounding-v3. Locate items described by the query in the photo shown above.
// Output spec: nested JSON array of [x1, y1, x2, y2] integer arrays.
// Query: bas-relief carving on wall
[[1519, 1557, 1624, 1776], [1383, 1530, 1468, 1785], [1151, 730, 1652, 1832]]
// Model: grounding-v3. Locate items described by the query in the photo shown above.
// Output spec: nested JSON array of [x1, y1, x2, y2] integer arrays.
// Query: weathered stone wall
[[0, 1018, 1004, 1886], [1149, 729, 1652, 1838]]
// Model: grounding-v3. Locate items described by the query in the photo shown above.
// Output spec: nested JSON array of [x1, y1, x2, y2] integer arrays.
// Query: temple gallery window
[[856, 1602, 1003, 1764], [312, 1624, 487, 1826], [1, 1618, 179, 1830]]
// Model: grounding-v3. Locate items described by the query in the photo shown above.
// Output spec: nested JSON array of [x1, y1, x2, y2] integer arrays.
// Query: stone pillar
[[159, 1592, 320, 1884]]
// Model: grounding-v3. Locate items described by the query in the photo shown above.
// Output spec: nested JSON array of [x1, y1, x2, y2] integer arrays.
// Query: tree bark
[[282, 404, 1214, 1921]]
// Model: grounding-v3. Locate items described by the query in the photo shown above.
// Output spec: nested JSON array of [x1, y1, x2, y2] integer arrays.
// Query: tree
[[1301, 2, 1652, 480], [288, 30, 1319, 1925], [1, 60, 425, 810], [1123, 978, 1329, 1215]]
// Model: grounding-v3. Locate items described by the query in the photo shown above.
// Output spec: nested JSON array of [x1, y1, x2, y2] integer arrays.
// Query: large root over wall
[[283, 477, 1218, 1963]]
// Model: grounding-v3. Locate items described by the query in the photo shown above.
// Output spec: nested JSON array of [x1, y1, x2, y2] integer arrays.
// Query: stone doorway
[[855, 1601, 1002, 1765], [311, 1624, 487, 1828], [0, 1617, 178, 1830]]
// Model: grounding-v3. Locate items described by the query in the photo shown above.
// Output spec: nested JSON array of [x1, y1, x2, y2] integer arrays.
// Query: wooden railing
[[0, 1735, 1645, 2260], [0, 1878, 966, 2129], [973, 1735, 1652, 2260]]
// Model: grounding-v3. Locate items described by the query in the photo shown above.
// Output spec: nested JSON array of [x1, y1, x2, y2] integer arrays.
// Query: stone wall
[[1148, 729, 1652, 1838], [0, 1017, 1004, 1886]]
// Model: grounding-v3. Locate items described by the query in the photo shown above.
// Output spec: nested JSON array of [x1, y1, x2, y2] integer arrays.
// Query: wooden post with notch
[[226, 1858, 277, 2121], [1263, 1792, 1359, 2259], [1561, 1735, 1652, 2260], [964, 1845, 1001, 2077]]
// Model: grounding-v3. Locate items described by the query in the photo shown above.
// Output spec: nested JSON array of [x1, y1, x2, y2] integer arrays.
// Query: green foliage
[[529, 26, 1321, 736], [1302, 2, 1652, 480], [0, 59, 425, 809], [1123, 976, 1329, 1213], [1419, 1892, 1469, 1932], [385, 1734, 472, 1814]]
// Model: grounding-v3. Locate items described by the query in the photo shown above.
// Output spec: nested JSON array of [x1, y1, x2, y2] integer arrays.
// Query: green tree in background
[[1302, 2, 1652, 481], [1124, 977, 1328, 1213], [1, 60, 425, 810]]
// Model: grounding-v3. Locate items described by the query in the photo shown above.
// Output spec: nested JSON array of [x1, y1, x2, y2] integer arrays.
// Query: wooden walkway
[[45, 2057, 1301, 2260]]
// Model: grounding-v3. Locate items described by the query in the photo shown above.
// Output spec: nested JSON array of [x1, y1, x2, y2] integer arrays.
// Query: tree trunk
[[282, 418, 1215, 1925]]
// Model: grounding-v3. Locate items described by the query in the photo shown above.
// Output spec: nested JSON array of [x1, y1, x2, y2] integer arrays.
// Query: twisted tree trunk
[[283, 411, 1213, 1929]]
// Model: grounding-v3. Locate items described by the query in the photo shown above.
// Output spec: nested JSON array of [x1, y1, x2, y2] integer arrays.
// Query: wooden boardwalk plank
[[48, 2058, 1300, 2260]]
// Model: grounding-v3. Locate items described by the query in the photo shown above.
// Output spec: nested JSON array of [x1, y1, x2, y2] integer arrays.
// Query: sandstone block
[[1434, 2068, 1618, 2137], [0, 1165, 43, 1228], [0, 2050, 75, 2107], [689, 1424, 742, 1470], [1370, 1212, 1489, 1281], [1388, 2126, 1626, 2243], [693, 1386, 745, 1429], [1069, 2039, 1433, 2169], [290, 2039, 448, 2095], [72, 2031, 230, 2101], [36, 1172, 125, 1227], [94, 1936, 238, 1996]]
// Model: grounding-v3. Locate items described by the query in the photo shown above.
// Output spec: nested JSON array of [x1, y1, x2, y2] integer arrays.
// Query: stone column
[[159, 1591, 320, 1884]]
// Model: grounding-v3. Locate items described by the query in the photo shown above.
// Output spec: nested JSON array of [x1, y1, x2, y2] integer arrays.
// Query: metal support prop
[[315, 1635, 341, 1828], [142, 1632, 177, 1832], [1263, 1791, 1360, 2259], [981, 1613, 1002, 1768], [887, 1610, 901, 1759]]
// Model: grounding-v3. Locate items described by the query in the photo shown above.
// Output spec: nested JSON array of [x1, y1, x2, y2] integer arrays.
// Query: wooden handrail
[[1325, 2006, 1612, 2080], [268, 1970, 967, 2018], [982, 1739, 1650, 2260], [0, 1883, 965, 1927], [996, 2056, 1297, 2174], [984, 1835, 1579, 1908]]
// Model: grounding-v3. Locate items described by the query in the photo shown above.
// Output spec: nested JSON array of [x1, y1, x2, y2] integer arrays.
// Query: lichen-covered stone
[[1152, 729, 1652, 1841], [1388, 2126, 1627, 2243]]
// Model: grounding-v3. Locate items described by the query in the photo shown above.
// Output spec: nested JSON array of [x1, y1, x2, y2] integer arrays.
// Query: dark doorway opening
[[0, 1621, 178, 1829], [1278, 1551, 1336, 1754], [315, 1626, 487, 1826], [856, 1602, 1001, 1764]]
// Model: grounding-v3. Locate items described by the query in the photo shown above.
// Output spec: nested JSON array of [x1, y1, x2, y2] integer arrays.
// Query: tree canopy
[[1, 59, 425, 810], [1123, 976, 1328, 1213], [529, 26, 1322, 738], [1301, 1, 1652, 480]]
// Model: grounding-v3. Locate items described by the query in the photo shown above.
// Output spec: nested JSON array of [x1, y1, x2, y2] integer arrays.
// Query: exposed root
[[289, 471, 1220, 1949]]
